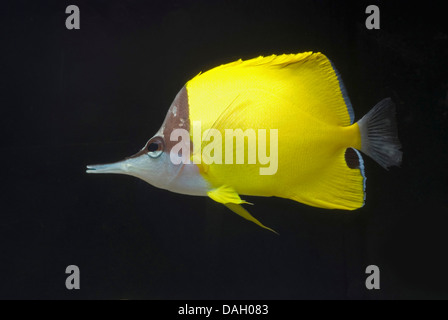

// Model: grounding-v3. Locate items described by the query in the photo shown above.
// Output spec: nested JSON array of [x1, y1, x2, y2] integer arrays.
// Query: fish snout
[[86, 160, 128, 174]]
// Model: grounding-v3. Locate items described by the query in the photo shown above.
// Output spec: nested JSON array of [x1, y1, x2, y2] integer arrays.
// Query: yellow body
[[185, 52, 365, 228]]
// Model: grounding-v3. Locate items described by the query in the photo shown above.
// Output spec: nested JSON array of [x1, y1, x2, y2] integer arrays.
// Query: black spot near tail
[[345, 148, 360, 169]]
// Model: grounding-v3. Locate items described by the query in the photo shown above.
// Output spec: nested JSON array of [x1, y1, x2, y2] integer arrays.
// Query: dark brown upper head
[[127, 86, 191, 160]]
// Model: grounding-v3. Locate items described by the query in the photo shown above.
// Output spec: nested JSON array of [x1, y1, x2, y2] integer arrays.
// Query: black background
[[1, 0, 447, 299]]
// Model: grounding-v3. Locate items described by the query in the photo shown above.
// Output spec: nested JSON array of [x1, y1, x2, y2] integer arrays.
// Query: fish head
[[86, 86, 191, 191], [86, 134, 182, 190]]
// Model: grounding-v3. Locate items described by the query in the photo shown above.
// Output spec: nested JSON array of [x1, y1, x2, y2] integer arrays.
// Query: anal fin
[[224, 203, 278, 234], [207, 185, 278, 234]]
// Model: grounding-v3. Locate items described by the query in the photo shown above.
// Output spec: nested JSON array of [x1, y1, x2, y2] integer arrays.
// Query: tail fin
[[357, 98, 403, 169]]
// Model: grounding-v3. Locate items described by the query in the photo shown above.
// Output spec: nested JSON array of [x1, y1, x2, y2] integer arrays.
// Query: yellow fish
[[87, 52, 402, 233]]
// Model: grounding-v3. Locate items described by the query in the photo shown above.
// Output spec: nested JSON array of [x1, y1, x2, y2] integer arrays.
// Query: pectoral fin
[[207, 185, 278, 234]]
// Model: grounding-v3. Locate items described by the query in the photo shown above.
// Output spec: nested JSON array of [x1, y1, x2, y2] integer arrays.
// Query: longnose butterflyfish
[[87, 52, 402, 233]]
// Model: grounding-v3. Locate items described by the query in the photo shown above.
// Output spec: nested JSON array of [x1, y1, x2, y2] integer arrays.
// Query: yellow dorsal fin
[[195, 52, 316, 73], [207, 185, 278, 234], [187, 52, 353, 130]]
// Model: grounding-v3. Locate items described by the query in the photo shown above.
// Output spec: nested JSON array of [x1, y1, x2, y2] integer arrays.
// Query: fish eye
[[146, 137, 164, 158], [148, 143, 159, 152]]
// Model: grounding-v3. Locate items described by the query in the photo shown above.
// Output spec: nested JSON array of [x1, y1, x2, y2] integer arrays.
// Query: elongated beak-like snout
[[86, 160, 129, 174], [86, 151, 166, 189]]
